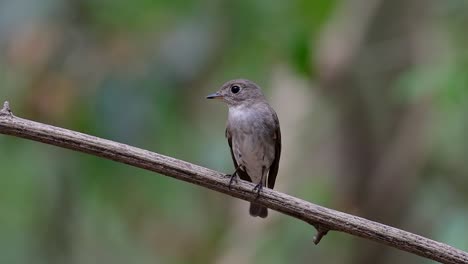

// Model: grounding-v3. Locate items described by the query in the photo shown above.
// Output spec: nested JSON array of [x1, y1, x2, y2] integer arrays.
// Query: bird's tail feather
[[249, 203, 268, 218]]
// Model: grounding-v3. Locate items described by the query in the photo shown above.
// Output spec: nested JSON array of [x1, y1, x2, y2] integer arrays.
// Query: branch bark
[[0, 101, 467, 264]]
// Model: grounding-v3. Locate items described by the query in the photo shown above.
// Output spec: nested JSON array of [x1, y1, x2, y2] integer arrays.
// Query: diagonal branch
[[0, 101, 467, 264]]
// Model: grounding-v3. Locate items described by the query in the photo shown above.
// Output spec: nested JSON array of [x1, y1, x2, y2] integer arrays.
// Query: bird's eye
[[231, 85, 241, 94]]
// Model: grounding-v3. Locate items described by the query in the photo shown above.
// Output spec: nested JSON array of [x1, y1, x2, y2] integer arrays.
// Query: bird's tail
[[249, 202, 268, 218]]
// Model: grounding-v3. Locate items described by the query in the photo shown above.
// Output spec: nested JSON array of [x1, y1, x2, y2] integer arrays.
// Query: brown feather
[[267, 111, 281, 189]]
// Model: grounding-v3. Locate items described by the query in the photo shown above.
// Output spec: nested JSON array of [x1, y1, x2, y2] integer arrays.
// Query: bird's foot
[[227, 166, 243, 189], [253, 182, 263, 198], [228, 173, 238, 189]]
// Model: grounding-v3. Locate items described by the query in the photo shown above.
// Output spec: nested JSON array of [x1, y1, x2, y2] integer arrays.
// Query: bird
[[206, 79, 281, 218]]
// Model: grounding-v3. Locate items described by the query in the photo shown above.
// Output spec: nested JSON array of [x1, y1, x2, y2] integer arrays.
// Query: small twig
[[312, 224, 330, 245], [0, 101, 467, 264], [0, 101, 12, 116]]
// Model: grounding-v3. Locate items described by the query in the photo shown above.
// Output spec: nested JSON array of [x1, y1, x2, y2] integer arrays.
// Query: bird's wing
[[267, 112, 281, 189], [226, 127, 252, 182]]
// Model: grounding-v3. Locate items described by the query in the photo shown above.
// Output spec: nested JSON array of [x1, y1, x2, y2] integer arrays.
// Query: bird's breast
[[227, 105, 276, 180]]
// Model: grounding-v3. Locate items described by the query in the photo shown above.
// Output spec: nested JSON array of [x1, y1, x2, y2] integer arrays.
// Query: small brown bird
[[206, 79, 281, 218]]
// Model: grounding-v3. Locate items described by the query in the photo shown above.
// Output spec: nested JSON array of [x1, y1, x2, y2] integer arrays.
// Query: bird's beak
[[206, 92, 223, 99]]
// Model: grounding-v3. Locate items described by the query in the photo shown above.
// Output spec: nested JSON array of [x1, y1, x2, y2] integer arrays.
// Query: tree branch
[[0, 101, 466, 264]]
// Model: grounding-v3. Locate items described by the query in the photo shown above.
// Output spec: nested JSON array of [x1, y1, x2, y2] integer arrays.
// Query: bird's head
[[206, 79, 265, 107]]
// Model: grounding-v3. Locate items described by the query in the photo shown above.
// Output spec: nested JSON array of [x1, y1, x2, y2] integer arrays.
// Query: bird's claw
[[253, 182, 263, 198], [228, 173, 238, 189]]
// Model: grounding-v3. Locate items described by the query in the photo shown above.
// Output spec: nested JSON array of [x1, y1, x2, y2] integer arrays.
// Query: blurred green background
[[1, 0, 468, 263]]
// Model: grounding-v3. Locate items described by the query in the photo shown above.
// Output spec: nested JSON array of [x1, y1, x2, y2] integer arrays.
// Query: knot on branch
[[0, 101, 13, 117], [312, 224, 330, 245]]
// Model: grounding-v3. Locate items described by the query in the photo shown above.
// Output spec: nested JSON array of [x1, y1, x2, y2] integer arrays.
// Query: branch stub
[[0, 101, 12, 116]]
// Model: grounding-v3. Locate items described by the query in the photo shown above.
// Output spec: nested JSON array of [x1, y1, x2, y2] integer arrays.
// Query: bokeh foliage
[[1, 0, 467, 263]]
